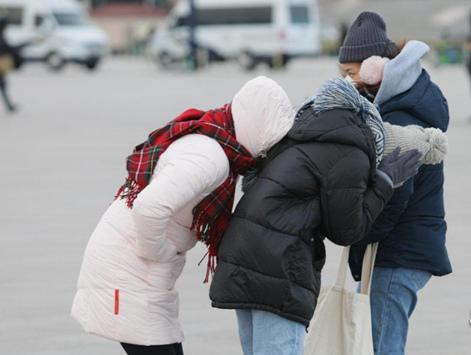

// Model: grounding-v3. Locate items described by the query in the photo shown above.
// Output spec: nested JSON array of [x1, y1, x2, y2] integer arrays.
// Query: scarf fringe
[[192, 207, 231, 283], [114, 178, 142, 208], [203, 255, 217, 283]]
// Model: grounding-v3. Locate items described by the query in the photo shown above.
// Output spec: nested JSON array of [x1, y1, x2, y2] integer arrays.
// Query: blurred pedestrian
[[188, 0, 198, 70], [0, 17, 19, 113], [466, 12, 471, 96], [71, 76, 295, 355], [210, 77, 446, 355], [339, 11, 452, 355]]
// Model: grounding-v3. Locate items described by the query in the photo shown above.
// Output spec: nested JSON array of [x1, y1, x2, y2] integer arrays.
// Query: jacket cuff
[[135, 237, 178, 263], [374, 170, 394, 201], [376, 169, 393, 187]]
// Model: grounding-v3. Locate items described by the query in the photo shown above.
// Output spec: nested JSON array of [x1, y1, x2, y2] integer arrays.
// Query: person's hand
[[378, 148, 422, 188]]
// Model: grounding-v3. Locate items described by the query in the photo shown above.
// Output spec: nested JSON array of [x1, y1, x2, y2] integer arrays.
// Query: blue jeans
[[370, 267, 432, 355], [236, 309, 305, 355]]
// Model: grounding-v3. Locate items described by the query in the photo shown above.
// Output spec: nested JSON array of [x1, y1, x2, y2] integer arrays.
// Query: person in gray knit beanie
[[339, 11, 401, 102], [338, 11, 452, 355]]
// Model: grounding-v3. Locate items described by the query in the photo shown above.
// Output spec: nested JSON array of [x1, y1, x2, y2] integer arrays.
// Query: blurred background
[[0, 0, 470, 354], [1, 0, 470, 72]]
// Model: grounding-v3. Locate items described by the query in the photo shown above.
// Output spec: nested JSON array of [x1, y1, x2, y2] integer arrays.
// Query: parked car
[[148, 0, 321, 70], [0, 0, 110, 71]]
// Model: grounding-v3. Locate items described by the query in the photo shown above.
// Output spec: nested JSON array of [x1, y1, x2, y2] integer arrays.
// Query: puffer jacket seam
[[216, 259, 317, 294], [325, 186, 364, 192], [255, 175, 315, 201], [291, 118, 357, 142], [229, 215, 305, 239], [324, 148, 361, 178], [291, 145, 324, 178]]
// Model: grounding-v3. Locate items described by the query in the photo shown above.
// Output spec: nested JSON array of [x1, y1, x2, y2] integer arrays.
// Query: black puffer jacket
[[210, 108, 394, 327]]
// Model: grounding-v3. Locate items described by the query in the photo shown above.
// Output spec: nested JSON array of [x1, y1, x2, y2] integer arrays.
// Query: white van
[[148, 0, 320, 70], [0, 0, 110, 70]]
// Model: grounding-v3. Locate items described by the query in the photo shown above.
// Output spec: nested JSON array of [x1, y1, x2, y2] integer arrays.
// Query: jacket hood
[[289, 108, 375, 161], [375, 40, 429, 106], [374, 41, 449, 131], [231, 76, 296, 157], [291, 78, 384, 166]]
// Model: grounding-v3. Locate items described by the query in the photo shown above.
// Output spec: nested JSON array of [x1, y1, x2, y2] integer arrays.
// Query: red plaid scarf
[[115, 104, 255, 281]]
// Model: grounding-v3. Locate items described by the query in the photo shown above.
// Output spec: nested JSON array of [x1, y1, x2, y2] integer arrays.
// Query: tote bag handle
[[360, 243, 378, 295], [334, 243, 378, 295]]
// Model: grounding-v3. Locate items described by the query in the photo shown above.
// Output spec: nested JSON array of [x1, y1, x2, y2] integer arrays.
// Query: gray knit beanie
[[339, 11, 398, 63]]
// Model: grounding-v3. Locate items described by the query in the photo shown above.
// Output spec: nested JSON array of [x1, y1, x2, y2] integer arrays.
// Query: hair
[[387, 39, 407, 59]]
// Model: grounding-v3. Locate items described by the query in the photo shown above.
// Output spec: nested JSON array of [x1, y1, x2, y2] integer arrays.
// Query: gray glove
[[378, 148, 422, 188]]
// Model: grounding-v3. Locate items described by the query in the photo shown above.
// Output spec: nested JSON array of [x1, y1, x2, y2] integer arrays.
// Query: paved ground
[[1, 57, 470, 355]]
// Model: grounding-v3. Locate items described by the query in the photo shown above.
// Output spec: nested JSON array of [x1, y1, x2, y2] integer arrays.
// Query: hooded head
[[301, 78, 385, 166], [231, 76, 296, 157], [374, 40, 429, 106]]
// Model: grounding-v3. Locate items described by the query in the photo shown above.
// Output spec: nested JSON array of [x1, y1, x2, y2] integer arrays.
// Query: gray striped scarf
[[303, 78, 385, 166]]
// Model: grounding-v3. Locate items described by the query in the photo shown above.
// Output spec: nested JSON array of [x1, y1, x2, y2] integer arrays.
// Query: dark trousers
[[121, 342, 184, 355], [0, 75, 14, 111]]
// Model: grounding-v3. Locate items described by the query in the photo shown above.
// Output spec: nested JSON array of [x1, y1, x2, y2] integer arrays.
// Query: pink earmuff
[[359, 56, 390, 85]]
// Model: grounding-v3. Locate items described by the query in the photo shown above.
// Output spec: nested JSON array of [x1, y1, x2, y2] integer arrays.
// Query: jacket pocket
[[146, 254, 185, 291], [284, 239, 314, 290]]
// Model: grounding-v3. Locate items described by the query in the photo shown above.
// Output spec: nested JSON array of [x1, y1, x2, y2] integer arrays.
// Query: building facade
[[82, 0, 176, 53]]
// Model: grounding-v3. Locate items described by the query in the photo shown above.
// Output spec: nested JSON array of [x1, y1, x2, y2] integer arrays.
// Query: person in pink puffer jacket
[[71, 76, 296, 355]]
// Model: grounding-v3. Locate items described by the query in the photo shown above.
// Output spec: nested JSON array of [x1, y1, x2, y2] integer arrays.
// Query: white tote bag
[[304, 244, 378, 355]]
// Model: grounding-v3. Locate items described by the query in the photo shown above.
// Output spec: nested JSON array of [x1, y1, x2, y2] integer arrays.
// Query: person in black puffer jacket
[[209, 78, 424, 355]]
